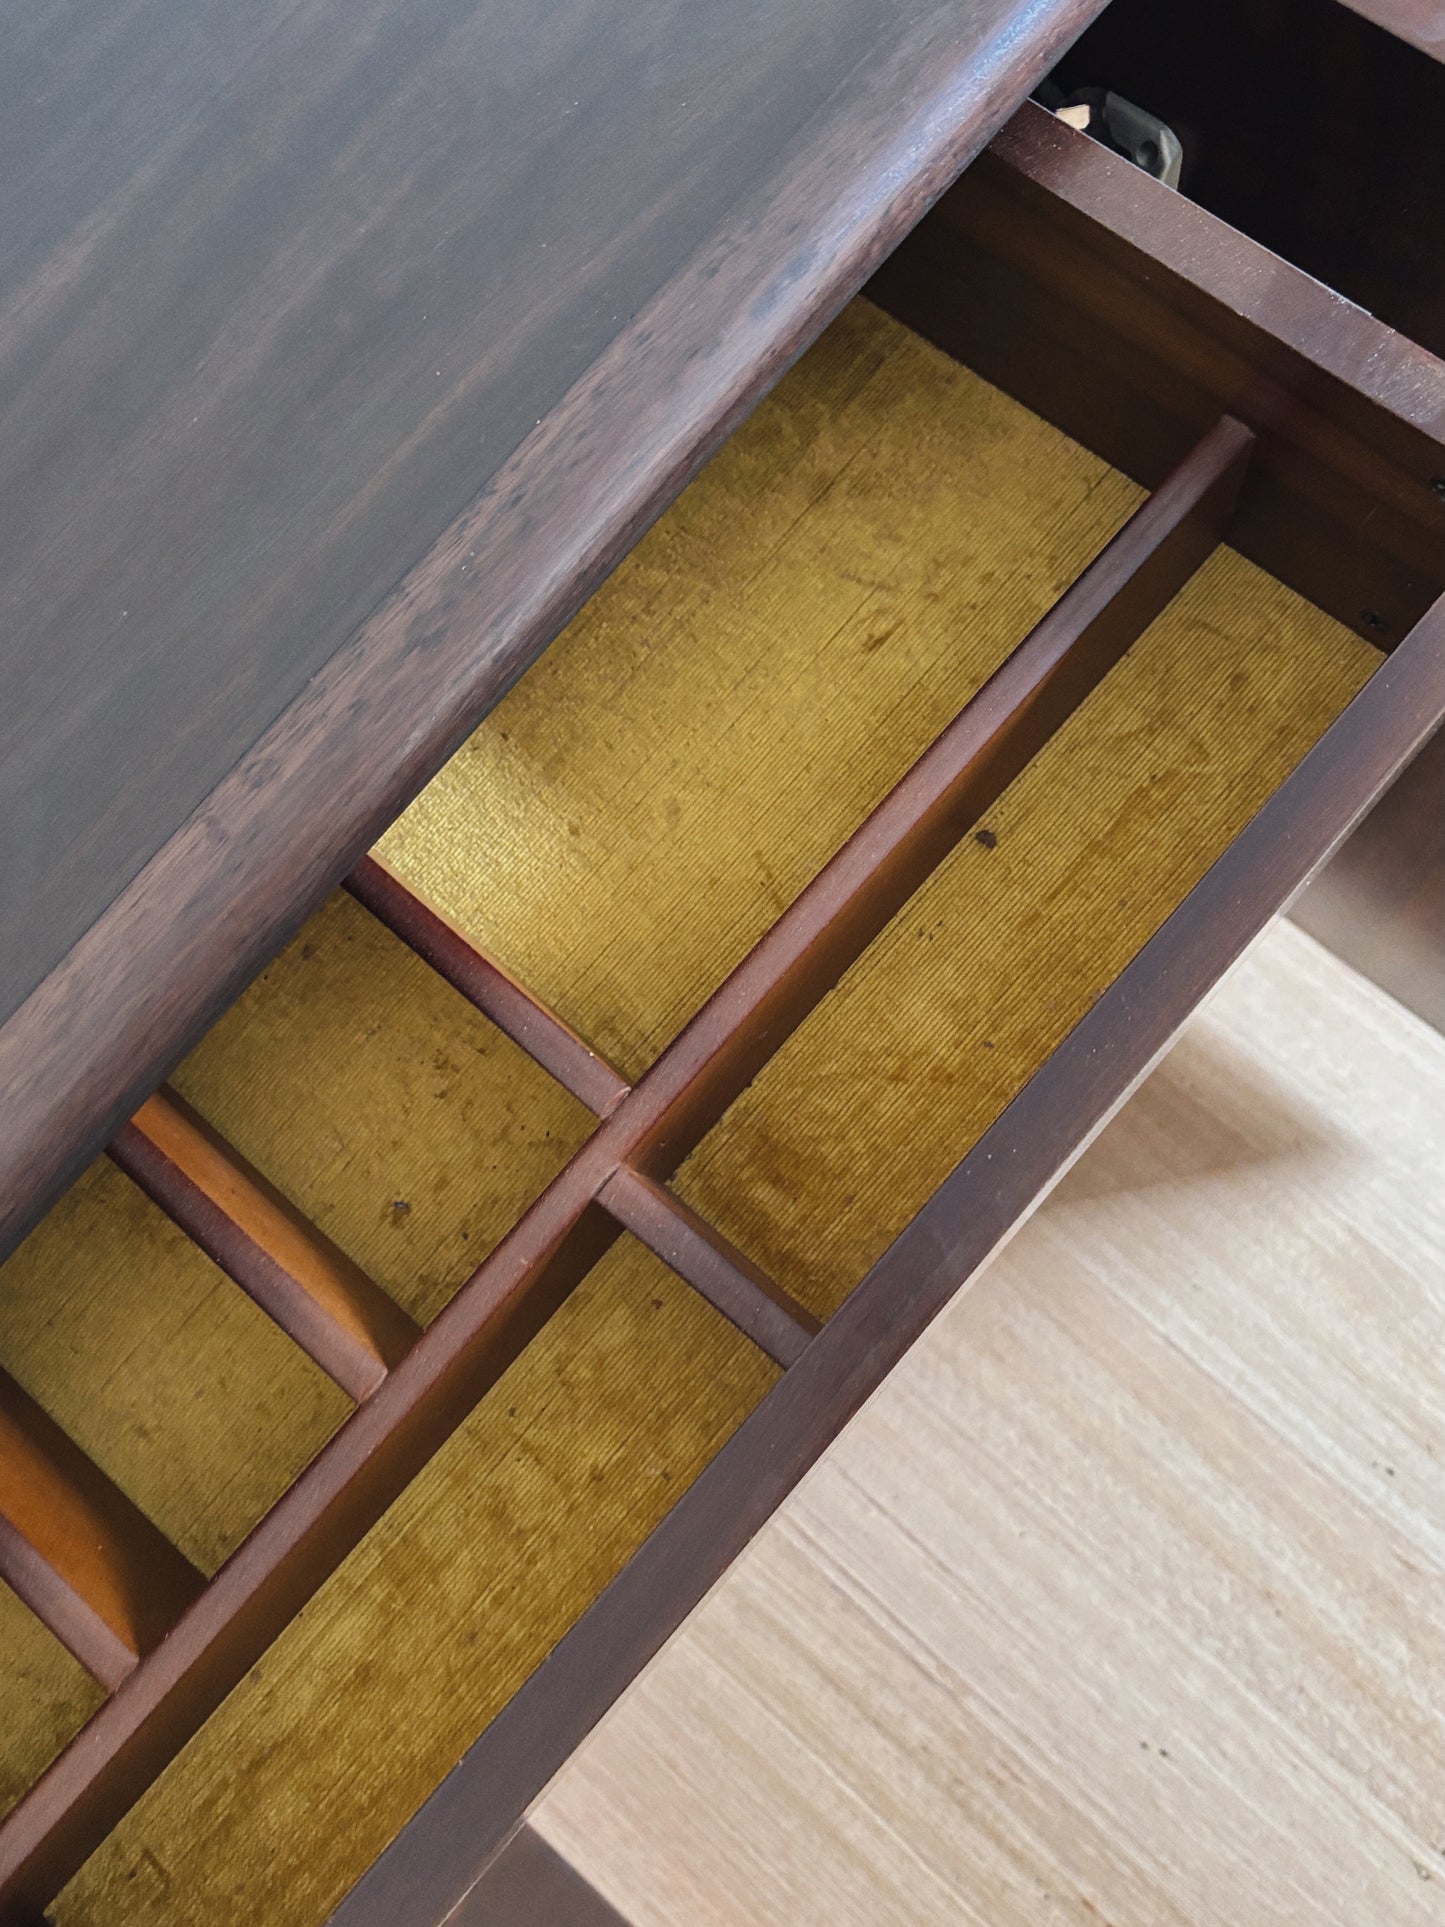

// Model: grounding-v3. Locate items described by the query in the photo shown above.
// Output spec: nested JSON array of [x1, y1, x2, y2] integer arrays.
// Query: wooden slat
[[0, 1373, 204, 1691], [346, 856, 631, 1118], [0, 420, 1251, 1917], [599, 1166, 819, 1368], [110, 1089, 420, 1402]]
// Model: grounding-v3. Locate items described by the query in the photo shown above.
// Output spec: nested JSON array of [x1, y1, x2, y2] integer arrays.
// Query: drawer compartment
[[2, 95, 1443, 1927]]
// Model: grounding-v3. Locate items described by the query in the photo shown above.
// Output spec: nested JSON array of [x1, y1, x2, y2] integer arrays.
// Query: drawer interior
[[0, 128, 1408, 1926], [376, 301, 1371, 1319]]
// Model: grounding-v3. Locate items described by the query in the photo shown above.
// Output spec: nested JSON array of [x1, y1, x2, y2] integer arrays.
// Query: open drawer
[[2, 85, 1444, 1927]]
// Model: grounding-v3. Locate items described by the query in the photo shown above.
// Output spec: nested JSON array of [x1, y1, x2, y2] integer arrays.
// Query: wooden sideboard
[[1, 1, 1442, 1920]]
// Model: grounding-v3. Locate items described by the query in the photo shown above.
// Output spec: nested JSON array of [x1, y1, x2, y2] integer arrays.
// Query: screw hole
[[1361, 608, 1390, 633]]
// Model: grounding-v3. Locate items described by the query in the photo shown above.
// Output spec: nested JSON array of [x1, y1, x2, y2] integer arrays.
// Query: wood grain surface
[[0, 0, 1105, 1260], [109, 1087, 420, 1401], [0, 1374, 203, 1693], [535, 919, 1445, 1925]]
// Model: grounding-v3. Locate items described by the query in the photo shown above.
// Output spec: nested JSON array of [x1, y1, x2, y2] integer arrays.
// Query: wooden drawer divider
[[109, 1090, 421, 1402], [0, 1375, 204, 1696], [343, 856, 632, 1119], [0, 412, 1252, 1923], [597, 1166, 820, 1368]]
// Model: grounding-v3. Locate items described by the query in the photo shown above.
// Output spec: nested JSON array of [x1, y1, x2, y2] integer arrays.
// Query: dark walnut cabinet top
[[0, 0, 1105, 1253]]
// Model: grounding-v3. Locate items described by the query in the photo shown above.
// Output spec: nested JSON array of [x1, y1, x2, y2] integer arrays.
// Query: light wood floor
[[534, 918, 1445, 1925]]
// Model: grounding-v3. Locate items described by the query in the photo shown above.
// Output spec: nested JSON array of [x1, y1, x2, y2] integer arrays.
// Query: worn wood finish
[[0, 421, 1242, 1922], [0, 1374, 204, 1694], [345, 857, 630, 1118], [868, 100, 1445, 647], [0, 0, 1106, 1025], [0, 0, 1109, 1267], [599, 1168, 818, 1370], [109, 1089, 420, 1403], [330, 595, 1445, 1927]]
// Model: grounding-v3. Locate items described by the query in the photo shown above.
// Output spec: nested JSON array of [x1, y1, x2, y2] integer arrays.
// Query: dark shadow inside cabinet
[[1048, 0, 1445, 358]]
